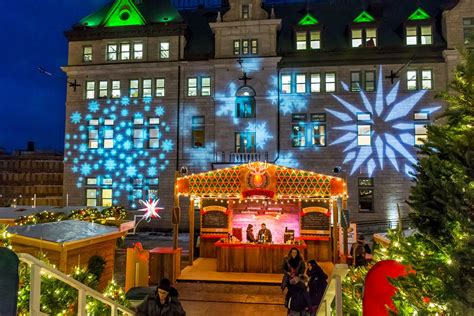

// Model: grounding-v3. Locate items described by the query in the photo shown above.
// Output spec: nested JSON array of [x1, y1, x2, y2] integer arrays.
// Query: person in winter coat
[[350, 234, 372, 267], [284, 274, 312, 316], [136, 278, 186, 316], [281, 247, 306, 291], [306, 259, 328, 315]]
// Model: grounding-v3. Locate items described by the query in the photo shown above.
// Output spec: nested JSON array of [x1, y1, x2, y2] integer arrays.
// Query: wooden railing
[[317, 264, 349, 316], [18, 253, 135, 316]]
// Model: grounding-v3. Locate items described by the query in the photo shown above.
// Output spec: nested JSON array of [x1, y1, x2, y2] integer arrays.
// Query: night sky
[[0, 1, 108, 153]]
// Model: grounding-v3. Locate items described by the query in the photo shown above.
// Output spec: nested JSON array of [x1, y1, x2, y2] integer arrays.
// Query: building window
[[99, 81, 108, 98], [406, 25, 432, 45], [88, 119, 99, 149], [464, 18, 474, 45], [85, 81, 95, 99], [120, 43, 130, 60], [351, 72, 361, 92], [236, 96, 255, 118], [281, 74, 291, 94], [201, 77, 211, 96], [233, 40, 240, 55], [187, 78, 197, 96], [291, 114, 307, 147], [149, 117, 160, 149], [407, 69, 432, 90], [296, 74, 306, 93], [351, 29, 363, 47], [310, 31, 321, 49], [103, 119, 114, 149], [107, 44, 118, 61], [296, 31, 320, 50], [358, 178, 374, 212], [192, 116, 205, 148], [296, 32, 307, 50], [129, 79, 139, 98], [351, 28, 376, 48], [325, 72, 336, 92], [142, 79, 152, 98], [83, 46, 92, 62], [133, 124, 145, 149], [311, 113, 326, 146], [133, 43, 143, 60], [251, 40, 258, 54], [242, 4, 249, 19], [421, 70, 433, 90], [111, 80, 121, 98], [160, 42, 170, 59], [235, 132, 256, 153], [310, 73, 321, 93], [357, 113, 372, 146], [365, 71, 375, 92], [155, 78, 165, 97], [407, 70, 418, 90], [101, 189, 112, 206], [147, 178, 159, 199], [242, 40, 249, 55], [414, 111, 429, 145], [86, 188, 97, 206]]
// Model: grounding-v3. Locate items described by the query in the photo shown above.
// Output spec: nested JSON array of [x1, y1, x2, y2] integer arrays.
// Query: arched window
[[235, 86, 256, 118]]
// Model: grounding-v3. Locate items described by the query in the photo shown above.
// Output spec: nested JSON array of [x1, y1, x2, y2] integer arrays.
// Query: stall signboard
[[201, 206, 229, 232], [300, 207, 330, 234]]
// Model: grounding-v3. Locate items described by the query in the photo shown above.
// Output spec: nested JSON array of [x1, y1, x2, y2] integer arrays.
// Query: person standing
[[306, 259, 328, 315], [246, 224, 256, 242], [350, 234, 372, 267], [281, 247, 305, 291], [284, 274, 312, 316], [257, 223, 272, 243], [135, 278, 186, 316]]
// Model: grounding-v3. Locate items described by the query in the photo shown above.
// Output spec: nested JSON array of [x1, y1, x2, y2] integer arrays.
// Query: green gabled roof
[[298, 13, 319, 26], [408, 7, 431, 21], [78, 0, 183, 28], [353, 11, 375, 23]]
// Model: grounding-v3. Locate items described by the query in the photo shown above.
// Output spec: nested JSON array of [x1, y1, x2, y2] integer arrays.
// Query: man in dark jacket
[[306, 259, 328, 315], [136, 278, 186, 316], [285, 275, 312, 316]]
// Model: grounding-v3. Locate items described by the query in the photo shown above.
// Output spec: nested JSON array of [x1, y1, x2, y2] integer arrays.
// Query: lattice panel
[[276, 167, 331, 197], [189, 167, 241, 195]]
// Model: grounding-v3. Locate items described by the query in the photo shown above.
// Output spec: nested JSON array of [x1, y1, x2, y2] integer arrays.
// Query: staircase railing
[[18, 253, 135, 316], [317, 263, 349, 316]]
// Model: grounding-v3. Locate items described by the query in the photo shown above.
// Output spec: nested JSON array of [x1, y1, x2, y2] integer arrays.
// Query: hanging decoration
[[137, 198, 163, 223]]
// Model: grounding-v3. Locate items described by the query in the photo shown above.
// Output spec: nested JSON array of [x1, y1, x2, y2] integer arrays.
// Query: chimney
[[27, 141, 35, 152]]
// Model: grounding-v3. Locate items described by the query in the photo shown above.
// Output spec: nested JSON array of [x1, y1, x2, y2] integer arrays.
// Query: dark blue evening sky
[[0, 0, 108, 153]]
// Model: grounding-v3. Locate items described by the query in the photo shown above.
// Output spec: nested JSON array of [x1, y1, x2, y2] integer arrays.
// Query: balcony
[[214, 152, 268, 165]]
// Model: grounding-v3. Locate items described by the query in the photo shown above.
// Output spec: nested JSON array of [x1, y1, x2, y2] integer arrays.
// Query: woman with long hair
[[281, 247, 305, 291], [306, 259, 328, 315]]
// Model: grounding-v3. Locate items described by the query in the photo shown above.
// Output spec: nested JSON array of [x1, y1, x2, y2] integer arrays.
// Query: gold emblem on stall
[[247, 161, 269, 188]]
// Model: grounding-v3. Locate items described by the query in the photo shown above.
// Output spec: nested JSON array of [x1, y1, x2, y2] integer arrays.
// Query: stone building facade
[[62, 0, 473, 229]]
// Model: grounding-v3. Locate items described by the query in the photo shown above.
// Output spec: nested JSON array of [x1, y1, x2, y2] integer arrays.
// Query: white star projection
[[326, 66, 441, 177], [138, 198, 163, 222]]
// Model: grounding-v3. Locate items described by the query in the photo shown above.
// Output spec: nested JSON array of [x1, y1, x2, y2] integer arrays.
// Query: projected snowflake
[[245, 122, 273, 149], [327, 67, 441, 177], [65, 96, 174, 204]]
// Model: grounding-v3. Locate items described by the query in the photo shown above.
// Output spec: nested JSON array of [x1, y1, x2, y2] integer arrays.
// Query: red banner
[[242, 189, 275, 198]]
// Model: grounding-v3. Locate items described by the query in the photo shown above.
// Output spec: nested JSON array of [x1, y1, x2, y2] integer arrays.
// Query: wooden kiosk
[[176, 162, 347, 272]]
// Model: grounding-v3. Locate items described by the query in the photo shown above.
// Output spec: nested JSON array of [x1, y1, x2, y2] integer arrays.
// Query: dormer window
[[405, 8, 433, 46], [295, 13, 321, 50], [351, 11, 377, 48], [242, 5, 249, 20]]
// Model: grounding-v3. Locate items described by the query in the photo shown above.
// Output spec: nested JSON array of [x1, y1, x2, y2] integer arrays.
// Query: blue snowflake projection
[[70, 112, 82, 124], [327, 67, 441, 177], [183, 142, 216, 171], [277, 152, 300, 169], [65, 96, 174, 201], [245, 122, 273, 150]]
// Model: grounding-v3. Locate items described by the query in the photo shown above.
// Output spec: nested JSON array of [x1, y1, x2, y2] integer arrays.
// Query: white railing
[[229, 152, 261, 162], [317, 264, 349, 316], [18, 253, 135, 316]]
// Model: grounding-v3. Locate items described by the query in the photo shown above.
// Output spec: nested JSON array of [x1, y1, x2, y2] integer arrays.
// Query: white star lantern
[[138, 198, 163, 223]]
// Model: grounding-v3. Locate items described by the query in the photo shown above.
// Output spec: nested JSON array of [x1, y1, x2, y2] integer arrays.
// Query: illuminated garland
[[14, 206, 127, 226], [1, 224, 12, 248]]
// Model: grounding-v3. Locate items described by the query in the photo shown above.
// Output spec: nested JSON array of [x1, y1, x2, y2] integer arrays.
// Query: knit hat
[[307, 259, 317, 267], [158, 278, 171, 292]]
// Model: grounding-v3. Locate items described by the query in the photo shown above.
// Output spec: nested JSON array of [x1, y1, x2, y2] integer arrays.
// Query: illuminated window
[[133, 43, 143, 59], [111, 80, 121, 98], [414, 111, 429, 120], [155, 78, 165, 97], [414, 111, 429, 145], [296, 74, 306, 93], [85, 81, 95, 99], [406, 25, 432, 45], [235, 132, 256, 153], [233, 40, 240, 55], [107, 44, 117, 61], [310, 73, 321, 93], [99, 80, 108, 98], [296, 32, 307, 50], [88, 120, 99, 148], [86, 178, 97, 185], [351, 72, 361, 92], [83, 46, 92, 62], [129, 79, 139, 97], [101, 189, 112, 206], [351, 29, 363, 47], [160, 42, 170, 59], [281, 74, 291, 94], [120, 43, 130, 60], [251, 40, 258, 54], [421, 70, 433, 90], [103, 119, 114, 149], [242, 40, 249, 55], [352, 28, 376, 47], [102, 178, 113, 186], [291, 114, 307, 147], [406, 26, 417, 45], [407, 70, 418, 90], [149, 117, 160, 149], [187, 78, 197, 96], [464, 18, 474, 45], [192, 116, 205, 148], [325, 72, 336, 92], [310, 31, 320, 49], [420, 26, 432, 45], [242, 5, 249, 19], [358, 178, 374, 212], [311, 113, 326, 146], [357, 113, 371, 146], [365, 71, 375, 92], [296, 31, 320, 50], [86, 188, 97, 207], [201, 77, 211, 96], [147, 178, 159, 199], [407, 69, 432, 90], [142, 79, 152, 98], [133, 127, 145, 149], [236, 86, 256, 118]]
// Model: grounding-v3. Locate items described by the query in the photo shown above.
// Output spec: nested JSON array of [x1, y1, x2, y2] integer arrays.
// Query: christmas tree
[[388, 51, 474, 314]]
